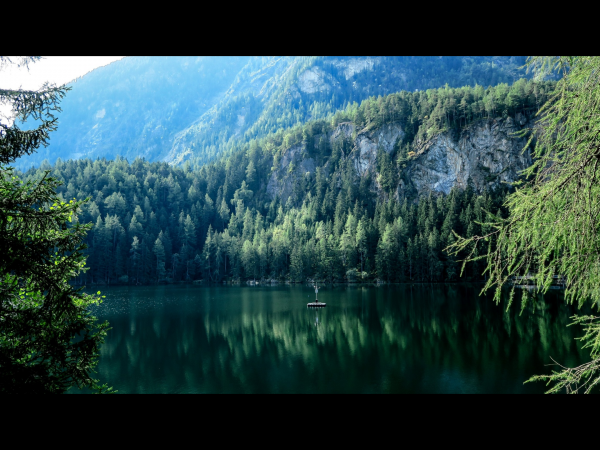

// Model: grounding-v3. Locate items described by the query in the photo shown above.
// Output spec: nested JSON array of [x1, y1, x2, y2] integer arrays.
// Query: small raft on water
[[308, 284, 325, 307]]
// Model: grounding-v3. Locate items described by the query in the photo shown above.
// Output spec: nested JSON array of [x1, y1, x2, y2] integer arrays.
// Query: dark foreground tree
[[0, 57, 111, 393], [449, 56, 600, 394]]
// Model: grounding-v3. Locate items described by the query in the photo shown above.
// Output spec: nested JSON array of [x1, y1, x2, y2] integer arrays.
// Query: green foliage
[[448, 56, 600, 393], [0, 57, 110, 393], [16, 57, 534, 171], [13, 79, 546, 288], [525, 315, 600, 394], [19, 154, 509, 286]]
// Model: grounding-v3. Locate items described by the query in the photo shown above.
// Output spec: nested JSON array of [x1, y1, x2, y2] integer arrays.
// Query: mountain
[[18, 78, 555, 285], [15, 57, 251, 169], [168, 56, 530, 166], [15, 56, 529, 170]]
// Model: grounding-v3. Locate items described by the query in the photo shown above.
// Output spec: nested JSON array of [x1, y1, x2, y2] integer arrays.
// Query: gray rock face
[[330, 122, 355, 143], [405, 114, 531, 196], [329, 57, 379, 80], [298, 67, 333, 94], [352, 122, 405, 176], [266, 114, 533, 203], [267, 143, 316, 203]]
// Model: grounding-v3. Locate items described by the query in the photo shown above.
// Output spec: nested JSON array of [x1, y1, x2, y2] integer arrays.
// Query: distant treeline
[[20, 79, 552, 284]]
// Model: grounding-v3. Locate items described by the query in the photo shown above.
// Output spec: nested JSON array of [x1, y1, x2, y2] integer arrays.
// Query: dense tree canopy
[[0, 57, 110, 393], [22, 154, 510, 285], [17, 79, 552, 287]]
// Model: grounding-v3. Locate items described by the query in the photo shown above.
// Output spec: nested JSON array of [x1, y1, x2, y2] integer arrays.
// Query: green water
[[81, 284, 591, 394]]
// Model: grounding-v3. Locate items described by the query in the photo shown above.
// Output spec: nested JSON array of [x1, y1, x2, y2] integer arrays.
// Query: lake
[[77, 284, 591, 394]]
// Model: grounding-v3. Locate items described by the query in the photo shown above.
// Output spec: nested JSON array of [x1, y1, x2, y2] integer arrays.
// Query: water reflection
[[80, 284, 592, 394]]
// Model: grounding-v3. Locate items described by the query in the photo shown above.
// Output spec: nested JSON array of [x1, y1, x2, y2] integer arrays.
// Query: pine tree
[[290, 245, 304, 282], [0, 57, 110, 393], [153, 238, 166, 282], [356, 219, 368, 275], [245, 160, 257, 189], [183, 214, 197, 249], [130, 236, 141, 284], [339, 213, 357, 271], [202, 225, 216, 281], [241, 239, 255, 280], [218, 198, 230, 230]]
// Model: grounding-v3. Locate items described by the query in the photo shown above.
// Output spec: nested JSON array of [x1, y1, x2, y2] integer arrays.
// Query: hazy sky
[[0, 56, 124, 89], [0, 56, 124, 123]]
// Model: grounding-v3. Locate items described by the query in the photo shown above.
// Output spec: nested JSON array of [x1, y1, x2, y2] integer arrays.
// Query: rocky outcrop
[[330, 122, 355, 143], [298, 67, 334, 94], [403, 113, 531, 196], [328, 57, 380, 80], [351, 122, 405, 176], [266, 114, 533, 203], [266, 143, 316, 203]]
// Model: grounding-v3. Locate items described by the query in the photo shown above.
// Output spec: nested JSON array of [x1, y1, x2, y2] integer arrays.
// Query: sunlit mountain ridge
[[15, 56, 529, 170]]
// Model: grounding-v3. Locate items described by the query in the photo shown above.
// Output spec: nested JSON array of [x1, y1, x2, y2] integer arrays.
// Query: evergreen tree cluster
[[329, 78, 554, 144], [21, 157, 507, 285], [18, 79, 551, 285], [1, 56, 110, 393]]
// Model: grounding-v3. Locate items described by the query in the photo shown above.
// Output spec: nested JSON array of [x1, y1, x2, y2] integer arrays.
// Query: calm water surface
[[78, 284, 591, 394]]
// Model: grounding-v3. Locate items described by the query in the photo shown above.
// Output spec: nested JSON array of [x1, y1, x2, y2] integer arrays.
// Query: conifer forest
[[18, 79, 553, 286], [4, 56, 599, 395]]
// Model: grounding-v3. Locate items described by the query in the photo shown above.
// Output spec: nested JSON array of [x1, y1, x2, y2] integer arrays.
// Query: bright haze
[[0, 56, 124, 123]]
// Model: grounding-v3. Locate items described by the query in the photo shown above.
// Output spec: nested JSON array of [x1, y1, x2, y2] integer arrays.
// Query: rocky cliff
[[267, 113, 533, 203], [266, 143, 317, 203], [403, 113, 531, 196]]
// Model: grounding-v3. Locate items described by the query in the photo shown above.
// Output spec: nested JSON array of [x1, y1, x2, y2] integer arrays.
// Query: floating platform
[[307, 302, 326, 308]]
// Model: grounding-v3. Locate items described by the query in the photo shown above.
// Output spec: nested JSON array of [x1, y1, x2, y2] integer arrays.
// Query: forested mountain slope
[[169, 56, 530, 166], [15, 56, 529, 170], [18, 79, 553, 285], [15, 57, 251, 169]]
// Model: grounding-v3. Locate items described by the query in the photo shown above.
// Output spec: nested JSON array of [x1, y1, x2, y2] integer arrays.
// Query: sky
[[0, 56, 124, 123]]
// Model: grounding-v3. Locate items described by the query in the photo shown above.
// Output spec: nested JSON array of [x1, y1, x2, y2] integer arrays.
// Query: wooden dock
[[307, 302, 326, 308]]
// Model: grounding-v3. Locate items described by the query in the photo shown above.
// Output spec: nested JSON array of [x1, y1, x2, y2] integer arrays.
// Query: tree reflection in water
[[79, 284, 592, 394]]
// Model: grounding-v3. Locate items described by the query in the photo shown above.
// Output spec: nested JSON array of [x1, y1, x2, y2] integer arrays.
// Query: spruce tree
[[0, 57, 110, 393], [152, 237, 166, 282]]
